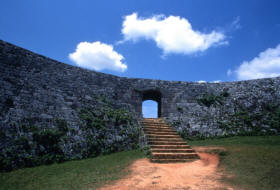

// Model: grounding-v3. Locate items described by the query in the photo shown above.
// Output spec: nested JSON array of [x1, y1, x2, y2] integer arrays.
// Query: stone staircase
[[142, 118, 199, 163]]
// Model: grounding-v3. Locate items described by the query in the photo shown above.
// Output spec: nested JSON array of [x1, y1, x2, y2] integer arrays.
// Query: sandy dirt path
[[98, 147, 234, 190]]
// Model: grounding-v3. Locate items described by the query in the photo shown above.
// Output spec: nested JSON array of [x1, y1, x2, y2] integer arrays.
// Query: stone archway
[[142, 90, 162, 118]]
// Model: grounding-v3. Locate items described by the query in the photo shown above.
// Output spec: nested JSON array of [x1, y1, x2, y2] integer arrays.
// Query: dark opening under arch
[[142, 90, 162, 118]]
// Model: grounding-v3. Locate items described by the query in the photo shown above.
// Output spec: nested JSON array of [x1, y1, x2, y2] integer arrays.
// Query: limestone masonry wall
[[1, 39, 280, 170]]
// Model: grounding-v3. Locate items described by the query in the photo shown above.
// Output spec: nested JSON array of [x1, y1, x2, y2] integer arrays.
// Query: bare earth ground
[[98, 147, 234, 190]]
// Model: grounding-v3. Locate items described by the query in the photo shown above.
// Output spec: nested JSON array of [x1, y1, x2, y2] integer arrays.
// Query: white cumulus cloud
[[197, 80, 206, 83], [197, 80, 221, 83], [235, 44, 280, 80], [69, 41, 127, 72], [212, 80, 221, 83], [121, 13, 226, 55]]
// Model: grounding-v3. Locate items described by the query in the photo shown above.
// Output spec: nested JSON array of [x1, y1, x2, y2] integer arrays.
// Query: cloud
[[230, 16, 241, 31], [69, 41, 127, 72], [197, 80, 221, 83], [227, 69, 232, 76], [120, 13, 227, 55], [197, 80, 206, 83], [212, 80, 221, 83], [234, 44, 280, 80]]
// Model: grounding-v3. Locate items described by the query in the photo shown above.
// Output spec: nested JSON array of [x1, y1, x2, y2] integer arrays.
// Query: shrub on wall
[[196, 90, 230, 107]]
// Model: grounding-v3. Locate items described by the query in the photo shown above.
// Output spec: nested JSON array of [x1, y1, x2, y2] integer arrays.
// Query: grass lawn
[[1, 136, 279, 190], [0, 149, 145, 190], [189, 136, 280, 190]]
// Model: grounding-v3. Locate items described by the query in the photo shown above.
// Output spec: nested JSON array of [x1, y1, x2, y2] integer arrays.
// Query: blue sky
[[1, 0, 280, 117]]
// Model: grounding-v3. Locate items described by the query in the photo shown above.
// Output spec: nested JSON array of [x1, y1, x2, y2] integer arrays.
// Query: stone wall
[[1, 39, 280, 170], [0, 40, 144, 170], [125, 76, 280, 138]]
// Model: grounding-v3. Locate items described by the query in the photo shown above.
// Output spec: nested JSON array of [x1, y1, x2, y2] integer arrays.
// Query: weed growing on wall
[[196, 90, 230, 107]]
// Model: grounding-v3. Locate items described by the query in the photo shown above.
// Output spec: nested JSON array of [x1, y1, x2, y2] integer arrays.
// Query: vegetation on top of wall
[[196, 90, 230, 107]]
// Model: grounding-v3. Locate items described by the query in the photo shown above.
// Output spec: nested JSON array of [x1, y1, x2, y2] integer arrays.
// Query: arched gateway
[[132, 88, 170, 119], [142, 90, 162, 118]]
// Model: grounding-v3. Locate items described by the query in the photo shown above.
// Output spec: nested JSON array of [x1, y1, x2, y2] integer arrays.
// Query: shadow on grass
[[0, 149, 145, 190]]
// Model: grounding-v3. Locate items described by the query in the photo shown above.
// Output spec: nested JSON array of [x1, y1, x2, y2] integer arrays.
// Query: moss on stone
[[196, 90, 230, 107]]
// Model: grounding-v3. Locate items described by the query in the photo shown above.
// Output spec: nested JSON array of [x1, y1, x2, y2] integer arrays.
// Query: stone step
[[144, 130, 177, 135], [142, 118, 199, 163], [143, 127, 173, 130], [147, 138, 184, 142], [145, 131, 177, 135], [142, 124, 169, 127], [145, 130, 175, 133], [142, 120, 165, 121], [142, 122, 165, 124], [151, 159, 197, 163], [141, 122, 166, 124], [148, 141, 187, 145], [146, 135, 180, 138], [150, 145, 191, 149], [144, 128, 175, 132], [152, 152, 199, 159], [151, 149, 194, 153], [145, 131, 178, 135], [143, 124, 171, 127], [145, 122, 164, 123], [146, 134, 179, 137]]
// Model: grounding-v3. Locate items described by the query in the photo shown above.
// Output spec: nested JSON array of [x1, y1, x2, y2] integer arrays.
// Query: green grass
[[189, 136, 280, 190], [2, 137, 279, 190], [0, 149, 145, 190]]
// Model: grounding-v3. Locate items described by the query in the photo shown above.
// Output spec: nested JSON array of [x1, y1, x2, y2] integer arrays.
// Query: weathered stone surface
[[0, 39, 280, 170]]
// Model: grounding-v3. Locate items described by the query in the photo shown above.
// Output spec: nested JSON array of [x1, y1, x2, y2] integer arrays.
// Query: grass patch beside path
[[189, 136, 280, 190], [0, 149, 145, 190]]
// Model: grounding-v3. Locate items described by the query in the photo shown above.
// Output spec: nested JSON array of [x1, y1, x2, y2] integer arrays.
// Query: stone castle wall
[[1, 39, 280, 170], [1, 39, 280, 136]]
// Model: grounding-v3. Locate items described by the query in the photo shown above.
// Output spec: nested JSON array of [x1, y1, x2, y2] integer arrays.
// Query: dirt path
[[98, 147, 234, 190]]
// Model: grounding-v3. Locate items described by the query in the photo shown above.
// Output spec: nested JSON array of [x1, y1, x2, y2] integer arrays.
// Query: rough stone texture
[[1, 39, 280, 169], [1, 39, 280, 135]]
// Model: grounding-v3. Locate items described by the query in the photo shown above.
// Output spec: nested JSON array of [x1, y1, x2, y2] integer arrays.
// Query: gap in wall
[[142, 100, 158, 118]]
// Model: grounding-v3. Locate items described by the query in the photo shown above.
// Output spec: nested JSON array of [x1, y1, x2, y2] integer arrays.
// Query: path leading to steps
[[98, 150, 234, 190]]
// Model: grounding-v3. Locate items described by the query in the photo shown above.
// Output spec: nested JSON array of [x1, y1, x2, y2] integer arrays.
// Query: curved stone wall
[[1, 39, 280, 135], [1, 39, 280, 170]]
